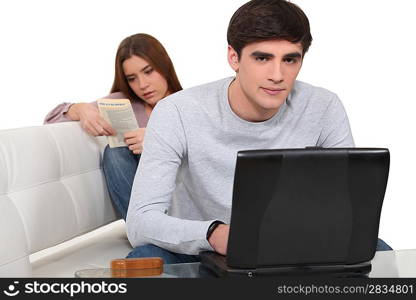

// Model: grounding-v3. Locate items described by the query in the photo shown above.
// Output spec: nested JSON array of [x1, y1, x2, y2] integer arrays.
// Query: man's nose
[[269, 62, 284, 84]]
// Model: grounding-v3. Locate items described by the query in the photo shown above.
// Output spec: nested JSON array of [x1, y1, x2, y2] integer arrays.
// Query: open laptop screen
[[226, 148, 389, 269]]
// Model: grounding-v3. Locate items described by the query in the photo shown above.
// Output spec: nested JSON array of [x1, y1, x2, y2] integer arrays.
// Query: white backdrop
[[1, 0, 415, 249]]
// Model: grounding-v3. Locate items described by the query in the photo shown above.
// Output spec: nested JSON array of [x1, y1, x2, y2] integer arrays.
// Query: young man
[[126, 0, 390, 263]]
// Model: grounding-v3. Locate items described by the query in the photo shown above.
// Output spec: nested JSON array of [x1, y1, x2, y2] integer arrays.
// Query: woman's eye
[[127, 77, 135, 82], [144, 68, 154, 75]]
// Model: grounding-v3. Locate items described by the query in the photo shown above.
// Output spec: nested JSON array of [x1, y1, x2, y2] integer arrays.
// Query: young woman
[[44, 33, 182, 220]]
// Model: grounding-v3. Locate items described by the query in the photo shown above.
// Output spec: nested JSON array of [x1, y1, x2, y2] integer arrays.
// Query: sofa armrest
[[0, 122, 118, 277]]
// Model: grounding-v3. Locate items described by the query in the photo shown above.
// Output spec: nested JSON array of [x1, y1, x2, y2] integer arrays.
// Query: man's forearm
[[126, 209, 215, 255]]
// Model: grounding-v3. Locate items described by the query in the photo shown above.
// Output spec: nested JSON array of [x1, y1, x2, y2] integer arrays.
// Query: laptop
[[199, 148, 390, 277]]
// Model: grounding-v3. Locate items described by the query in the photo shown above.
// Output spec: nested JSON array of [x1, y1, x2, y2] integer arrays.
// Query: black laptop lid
[[226, 148, 389, 269]]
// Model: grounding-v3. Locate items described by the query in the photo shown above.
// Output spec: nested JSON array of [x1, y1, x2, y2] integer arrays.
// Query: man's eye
[[255, 56, 269, 62], [284, 58, 297, 64]]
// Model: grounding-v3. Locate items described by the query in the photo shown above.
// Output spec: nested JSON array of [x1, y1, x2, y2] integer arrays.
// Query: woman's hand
[[67, 103, 115, 137], [124, 128, 146, 154]]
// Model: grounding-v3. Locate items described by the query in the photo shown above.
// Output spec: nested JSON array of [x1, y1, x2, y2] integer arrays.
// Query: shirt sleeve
[[43, 92, 127, 125], [43, 102, 73, 124], [317, 94, 355, 148], [43, 101, 99, 124], [126, 99, 213, 255]]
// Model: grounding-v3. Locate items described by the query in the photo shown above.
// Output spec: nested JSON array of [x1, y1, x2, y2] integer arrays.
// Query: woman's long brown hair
[[111, 33, 182, 101]]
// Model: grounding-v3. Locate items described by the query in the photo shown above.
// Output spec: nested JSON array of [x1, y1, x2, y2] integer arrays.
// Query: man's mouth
[[261, 87, 286, 96]]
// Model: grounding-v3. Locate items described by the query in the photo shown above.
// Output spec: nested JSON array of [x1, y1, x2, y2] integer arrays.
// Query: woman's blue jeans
[[102, 145, 140, 220]]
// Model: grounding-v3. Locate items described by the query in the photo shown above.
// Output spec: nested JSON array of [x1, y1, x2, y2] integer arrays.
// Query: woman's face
[[122, 55, 170, 106]]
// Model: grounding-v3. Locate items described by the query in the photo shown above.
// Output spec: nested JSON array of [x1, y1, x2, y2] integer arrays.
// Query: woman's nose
[[138, 76, 150, 90]]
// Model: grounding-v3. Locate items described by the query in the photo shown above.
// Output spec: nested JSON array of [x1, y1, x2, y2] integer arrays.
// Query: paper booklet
[[97, 98, 139, 148]]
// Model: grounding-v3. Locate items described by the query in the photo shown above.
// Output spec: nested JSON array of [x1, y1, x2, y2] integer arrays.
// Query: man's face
[[228, 40, 303, 121]]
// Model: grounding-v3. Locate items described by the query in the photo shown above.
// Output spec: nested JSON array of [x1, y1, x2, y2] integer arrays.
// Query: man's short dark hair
[[227, 0, 313, 57]]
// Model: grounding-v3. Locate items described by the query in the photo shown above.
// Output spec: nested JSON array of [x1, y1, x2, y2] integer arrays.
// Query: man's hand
[[208, 224, 230, 255], [67, 103, 115, 137], [124, 128, 146, 154]]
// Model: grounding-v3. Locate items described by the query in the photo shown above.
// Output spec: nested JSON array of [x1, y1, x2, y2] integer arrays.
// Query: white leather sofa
[[0, 122, 132, 277]]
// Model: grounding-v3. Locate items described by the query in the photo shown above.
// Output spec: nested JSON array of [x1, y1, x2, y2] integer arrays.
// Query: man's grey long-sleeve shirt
[[126, 77, 354, 255]]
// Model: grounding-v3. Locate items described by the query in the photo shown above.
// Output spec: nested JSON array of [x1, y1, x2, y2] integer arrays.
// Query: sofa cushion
[[30, 220, 132, 277]]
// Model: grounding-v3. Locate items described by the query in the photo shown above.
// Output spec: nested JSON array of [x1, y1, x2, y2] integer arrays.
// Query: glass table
[[75, 249, 416, 278], [75, 262, 212, 278]]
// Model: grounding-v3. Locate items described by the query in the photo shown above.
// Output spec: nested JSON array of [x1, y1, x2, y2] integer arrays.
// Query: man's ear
[[227, 45, 239, 72]]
